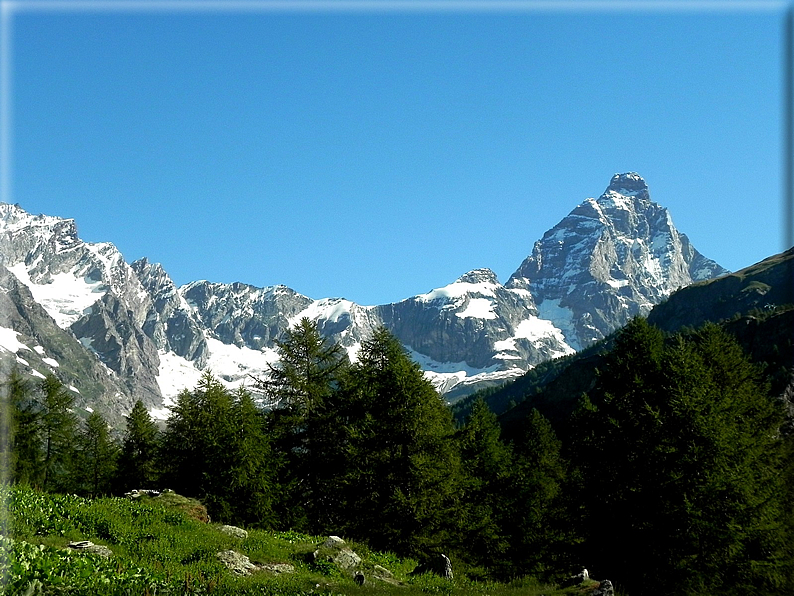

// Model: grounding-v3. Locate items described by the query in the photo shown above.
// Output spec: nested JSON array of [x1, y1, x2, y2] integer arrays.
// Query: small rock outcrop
[[592, 579, 615, 596], [216, 550, 257, 576], [219, 525, 248, 539], [562, 568, 589, 587], [311, 535, 362, 571], [260, 563, 295, 574], [373, 564, 393, 579], [124, 489, 161, 499], [67, 540, 112, 558], [412, 553, 453, 579]]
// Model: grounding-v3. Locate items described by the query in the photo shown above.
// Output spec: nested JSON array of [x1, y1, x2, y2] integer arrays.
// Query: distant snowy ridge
[[0, 173, 728, 423]]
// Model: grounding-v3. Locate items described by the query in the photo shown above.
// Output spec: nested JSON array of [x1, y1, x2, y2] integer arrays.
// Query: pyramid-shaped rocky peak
[[508, 172, 728, 350]]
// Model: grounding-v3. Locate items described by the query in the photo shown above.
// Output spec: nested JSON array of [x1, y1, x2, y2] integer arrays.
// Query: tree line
[[2, 317, 793, 595]]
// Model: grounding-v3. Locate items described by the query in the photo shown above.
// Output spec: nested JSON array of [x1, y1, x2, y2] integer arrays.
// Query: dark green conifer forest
[[2, 318, 793, 595]]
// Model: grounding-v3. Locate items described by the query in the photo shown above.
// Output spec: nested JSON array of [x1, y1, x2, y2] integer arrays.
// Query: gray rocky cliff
[[180, 281, 313, 349], [70, 292, 162, 410], [132, 258, 208, 367]]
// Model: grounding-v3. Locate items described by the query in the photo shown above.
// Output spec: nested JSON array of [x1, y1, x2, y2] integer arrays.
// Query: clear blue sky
[[6, 1, 790, 305]]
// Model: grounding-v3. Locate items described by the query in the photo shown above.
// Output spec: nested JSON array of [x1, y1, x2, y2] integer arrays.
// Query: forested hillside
[[3, 317, 793, 595]]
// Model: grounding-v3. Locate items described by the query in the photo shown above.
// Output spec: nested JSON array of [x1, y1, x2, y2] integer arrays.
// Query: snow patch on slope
[[405, 346, 521, 398], [536, 299, 580, 350], [289, 298, 360, 326], [154, 338, 281, 419], [456, 298, 496, 319], [417, 280, 498, 303], [0, 327, 29, 354], [7, 263, 105, 328]]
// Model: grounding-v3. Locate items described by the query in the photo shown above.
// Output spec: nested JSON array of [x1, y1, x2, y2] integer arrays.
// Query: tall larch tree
[[117, 399, 160, 492], [339, 327, 462, 558], [258, 317, 348, 533], [39, 375, 78, 493], [75, 411, 118, 498]]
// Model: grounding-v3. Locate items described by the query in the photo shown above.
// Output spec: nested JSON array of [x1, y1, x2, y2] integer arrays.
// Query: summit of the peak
[[607, 172, 648, 194], [457, 268, 499, 285]]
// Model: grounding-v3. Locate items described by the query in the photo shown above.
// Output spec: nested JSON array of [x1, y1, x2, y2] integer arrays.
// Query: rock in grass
[[260, 563, 295, 574], [216, 550, 257, 576], [592, 579, 614, 596], [322, 535, 346, 549], [219, 524, 248, 539], [313, 536, 362, 571], [151, 491, 210, 523], [373, 564, 393, 579], [67, 541, 113, 558]]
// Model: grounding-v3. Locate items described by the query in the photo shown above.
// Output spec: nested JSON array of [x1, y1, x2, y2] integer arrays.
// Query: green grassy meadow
[[1, 485, 603, 596]]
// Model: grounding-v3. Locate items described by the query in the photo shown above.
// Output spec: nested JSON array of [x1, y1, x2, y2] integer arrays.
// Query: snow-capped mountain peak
[[0, 174, 728, 422], [508, 172, 729, 349]]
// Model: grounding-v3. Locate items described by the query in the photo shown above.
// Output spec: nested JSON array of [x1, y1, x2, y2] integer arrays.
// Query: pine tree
[[39, 375, 78, 493], [160, 373, 234, 509], [506, 408, 570, 580], [339, 327, 461, 557], [261, 317, 348, 415], [75, 411, 118, 498], [161, 373, 276, 526], [117, 400, 160, 492], [258, 318, 348, 532], [2, 370, 42, 486], [225, 386, 276, 528], [456, 399, 513, 576]]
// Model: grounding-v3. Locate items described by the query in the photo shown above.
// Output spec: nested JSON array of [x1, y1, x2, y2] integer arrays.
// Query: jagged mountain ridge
[[0, 173, 728, 424]]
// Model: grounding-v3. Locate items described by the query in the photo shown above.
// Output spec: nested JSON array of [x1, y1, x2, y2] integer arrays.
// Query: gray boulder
[[312, 536, 362, 571], [67, 540, 112, 558], [592, 579, 614, 596], [216, 550, 257, 576], [219, 525, 248, 539], [260, 563, 295, 574]]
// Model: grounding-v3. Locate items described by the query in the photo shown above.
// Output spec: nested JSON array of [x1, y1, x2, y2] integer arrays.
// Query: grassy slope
[[2, 485, 607, 596]]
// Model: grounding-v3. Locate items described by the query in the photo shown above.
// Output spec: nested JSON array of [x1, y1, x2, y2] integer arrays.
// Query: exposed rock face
[[0, 204, 160, 419], [378, 269, 572, 372], [131, 258, 208, 366], [0, 262, 135, 429], [508, 173, 728, 349], [70, 292, 161, 410]]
